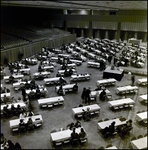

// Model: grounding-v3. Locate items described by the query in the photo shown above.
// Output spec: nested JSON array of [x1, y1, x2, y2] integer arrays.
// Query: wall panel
[[1, 34, 76, 65], [121, 22, 147, 32], [92, 21, 118, 30], [67, 20, 89, 28]]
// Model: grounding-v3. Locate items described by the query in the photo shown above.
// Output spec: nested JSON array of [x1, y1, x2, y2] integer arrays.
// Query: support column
[[81, 29, 84, 37], [105, 30, 108, 39], [116, 22, 121, 42], [72, 29, 75, 34], [124, 32, 128, 42], [89, 9, 93, 38], [143, 32, 147, 42], [134, 32, 138, 39], [115, 31, 118, 40], [64, 20, 67, 31]]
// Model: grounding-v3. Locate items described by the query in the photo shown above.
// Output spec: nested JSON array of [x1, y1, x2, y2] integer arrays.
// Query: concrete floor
[[1, 40, 147, 149]]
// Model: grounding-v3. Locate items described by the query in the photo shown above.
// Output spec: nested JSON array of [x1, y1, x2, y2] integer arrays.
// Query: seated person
[[10, 104, 17, 116], [1, 87, 7, 93], [64, 69, 68, 76], [16, 104, 23, 116], [75, 120, 81, 128], [100, 89, 106, 100], [24, 64, 29, 68], [57, 85, 65, 95], [69, 123, 75, 130], [69, 68, 73, 76], [108, 121, 116, 134], [56, 72, 61, 77], [29, 89, 35, 98], [35, 87, 41, 99], [40, 87, 46, 97], [3, 105, 9, 118], [126, 119, 132, 127], [25, 81, 30, 89], [27, 111, 34, 117], [30, 79, 36, 89], [19, 111, 27, 119], [73, 83, 78, 91], [2, 95, 10, 103], [9, 75, 14, 83], [59, 77, 67, 85], [19, 119, 26, 131], [26, 117, 34, 129], [79, 128, 86, 139], [71, 128, 79, 141], [83, 108, 91, 121]]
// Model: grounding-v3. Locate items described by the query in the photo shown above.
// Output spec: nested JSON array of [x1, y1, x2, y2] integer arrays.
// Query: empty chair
[[76, 114, 83, 118], [41, 104, 47, 108], [106, 144, 113, 148], [131, 136, 136, 141], [53, 102, 59, 106], [27, 124, 34, 131], [63, 139, 71, 145], [79, 137, 87, 144], [54, 141, 63, 147], [104, 118, 109, 121], [137, 135, 143, 139], [98, 146, 104, 149], [98, 120, 103, 123], [48, 104, 53, 108]]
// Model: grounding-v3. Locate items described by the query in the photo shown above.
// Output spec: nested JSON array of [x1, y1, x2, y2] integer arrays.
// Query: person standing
[[81, 87, 87, 103], [131, 74, 135, 86], [21, 87, 26, 101], [85, 87, 91, 105]]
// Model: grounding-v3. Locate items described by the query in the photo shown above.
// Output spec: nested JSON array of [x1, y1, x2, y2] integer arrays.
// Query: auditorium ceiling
[[1, 1, 147, 10]]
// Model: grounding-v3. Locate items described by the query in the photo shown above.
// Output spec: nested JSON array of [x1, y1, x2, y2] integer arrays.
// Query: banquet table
[[87, 62, 100, 68], [50, 127, 85, 143], [50, 57, 58, 62], [116, 85, 138, 95], [90, 89, 111, 100], [33, 71, 50, 79], [25, 87, 48, 95], [66, 63, 76, 69], [9, 114, 43, 129], [55, 84, 76, 93], [108, 98, 135, 110], [1, 102, 26, 112], [44, 77, 65, 85], [1, 92, 11, 98], [139, 94, 147, 103], [72, 104, 100, 117], [12, 81, 31, 89], [69, 59, 82, 65], [96, 78, 117, 88], [42, 66, 54, 72], [26, 58, 38, 64], [97, 118, 127, 130], [131, 136, 147, 149], [13, 68, 30, 75], [135, 111, 147, 123], [70, 73, 91, 82], [58, 69, 77, 76], [137, 78, 147, 86], [4, 75, 24, 83], [38, 96, 64, 107]]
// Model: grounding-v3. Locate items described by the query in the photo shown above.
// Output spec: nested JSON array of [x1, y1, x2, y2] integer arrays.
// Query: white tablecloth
[[131, 137, 147, 149]]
